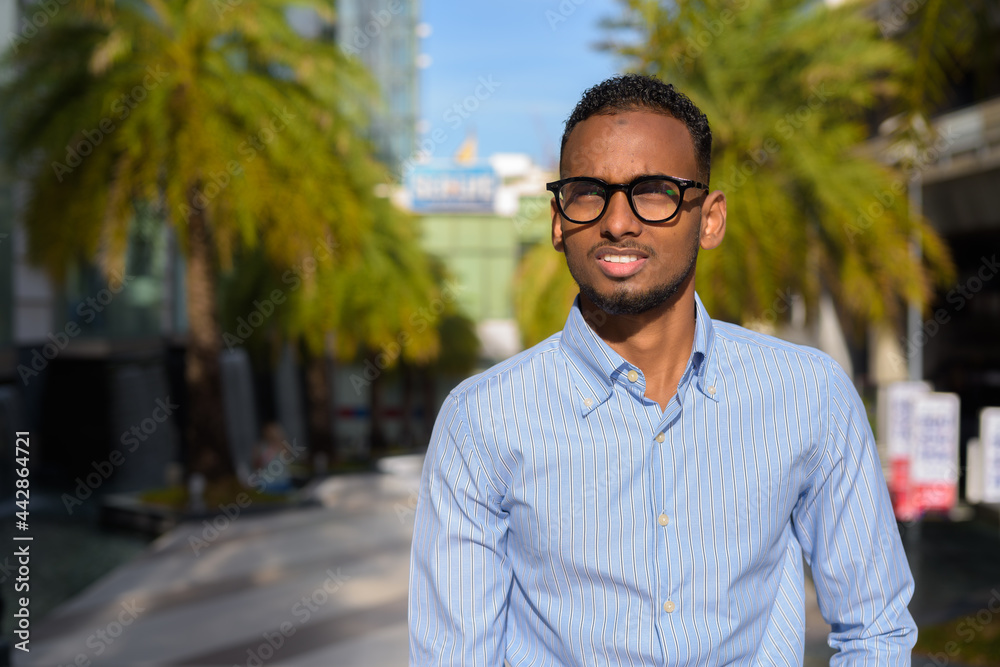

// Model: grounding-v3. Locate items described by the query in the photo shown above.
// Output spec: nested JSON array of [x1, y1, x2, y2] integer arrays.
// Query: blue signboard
[[408, 165, 497, 213]]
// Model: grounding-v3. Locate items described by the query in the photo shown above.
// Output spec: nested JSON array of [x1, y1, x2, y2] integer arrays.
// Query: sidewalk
[[16, 459, 423, 667], [16, 458, 998, 666]]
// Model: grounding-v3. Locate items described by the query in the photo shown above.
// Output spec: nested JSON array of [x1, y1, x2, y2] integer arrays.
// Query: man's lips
[[592, 247, 650, 278]]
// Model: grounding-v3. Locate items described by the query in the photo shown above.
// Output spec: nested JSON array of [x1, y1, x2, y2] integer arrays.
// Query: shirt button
[[663, 601, 676, 613], [655, 433, 665, 443], [706, 385, 717, 395], [583, 398, 593, 408], [627, 370, 639, 383], [657, 514, 669, 526]]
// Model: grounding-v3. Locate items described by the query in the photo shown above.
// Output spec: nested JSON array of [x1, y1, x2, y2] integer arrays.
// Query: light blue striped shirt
[[409, 294, 916, 666]]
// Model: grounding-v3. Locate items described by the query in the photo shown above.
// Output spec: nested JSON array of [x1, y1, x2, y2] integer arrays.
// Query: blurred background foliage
[[0, 0, 475, 479], [2, 0, 994, 470], [514, 0, 993, 346]]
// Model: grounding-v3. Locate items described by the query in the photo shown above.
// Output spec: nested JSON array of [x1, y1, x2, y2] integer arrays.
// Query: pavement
[[15, 457, 424, 667], [13, 456, 1000, 667]]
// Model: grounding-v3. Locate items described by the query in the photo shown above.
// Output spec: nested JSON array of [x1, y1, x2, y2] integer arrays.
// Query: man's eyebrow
[[632, 172, 682, 180]]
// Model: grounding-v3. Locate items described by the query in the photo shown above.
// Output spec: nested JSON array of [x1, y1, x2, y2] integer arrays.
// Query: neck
[[580, 284, 697, 411]]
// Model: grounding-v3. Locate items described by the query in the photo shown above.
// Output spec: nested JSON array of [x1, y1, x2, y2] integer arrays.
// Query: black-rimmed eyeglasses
[[546, 175, 709, 224]]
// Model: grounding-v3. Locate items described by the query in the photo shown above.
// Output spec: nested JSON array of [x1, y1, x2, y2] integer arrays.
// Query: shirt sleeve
[[792, 358, 917, 665], [409, 393, 511, 667]]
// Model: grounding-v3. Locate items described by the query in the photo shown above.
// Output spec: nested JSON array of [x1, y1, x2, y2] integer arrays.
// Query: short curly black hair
[[560, 74, 712, 184]]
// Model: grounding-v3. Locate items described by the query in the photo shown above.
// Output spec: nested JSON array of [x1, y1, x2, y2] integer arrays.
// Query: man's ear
[[551, 197, 565, 253], [699, 190, 726, 250]]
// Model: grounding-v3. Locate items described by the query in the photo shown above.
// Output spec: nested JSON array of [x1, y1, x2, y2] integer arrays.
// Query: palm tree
[[880, 0, 996, 121], [2, 0, 382, 481], [286, 195, 444, 460], [516, 0, 954, 344], [873, 0, 997, 198], [413, 260, 480, 445], [221, 190, 479, 462], [217, 182, 480, 464], [514, 236, 578, 348], [289, 200, 480, 459]]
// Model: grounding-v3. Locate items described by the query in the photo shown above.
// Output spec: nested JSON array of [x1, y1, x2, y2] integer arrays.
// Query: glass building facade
[[0, 0, 14, 359], [336, 0, 420, 175]]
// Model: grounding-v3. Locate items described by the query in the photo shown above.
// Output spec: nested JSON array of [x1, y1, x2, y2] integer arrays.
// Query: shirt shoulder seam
[[711, 320, 833, 363], [448, 335, 564, 400], [445, 391, 506, 500]]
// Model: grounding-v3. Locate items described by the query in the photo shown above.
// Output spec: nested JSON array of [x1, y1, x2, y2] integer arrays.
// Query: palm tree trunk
[[421, 367, 436, 447], [399, 361, 416, 450], [304, 348, 335, 466], [369, 366, 387, 458], [184, 188, 235, 482]]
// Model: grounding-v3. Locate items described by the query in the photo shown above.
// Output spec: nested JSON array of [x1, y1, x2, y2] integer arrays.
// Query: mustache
[[587, 241, 656, 258]]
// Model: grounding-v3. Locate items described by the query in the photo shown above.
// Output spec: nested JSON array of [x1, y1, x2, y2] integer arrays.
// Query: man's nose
[[600, 190, 642, 239]]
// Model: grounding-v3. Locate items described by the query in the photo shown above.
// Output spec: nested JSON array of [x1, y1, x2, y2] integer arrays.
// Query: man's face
[[552, 110, 716, 316]]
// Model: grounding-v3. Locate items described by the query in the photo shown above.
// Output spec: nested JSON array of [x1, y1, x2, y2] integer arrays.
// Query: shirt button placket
[[653, 427, 674, 620]]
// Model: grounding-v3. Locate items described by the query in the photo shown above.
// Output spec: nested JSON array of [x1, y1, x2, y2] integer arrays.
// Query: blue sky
[[418, 0, 627, 170]]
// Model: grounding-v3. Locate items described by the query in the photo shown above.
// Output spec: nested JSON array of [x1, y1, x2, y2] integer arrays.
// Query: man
[[409, 74, 916, 665]]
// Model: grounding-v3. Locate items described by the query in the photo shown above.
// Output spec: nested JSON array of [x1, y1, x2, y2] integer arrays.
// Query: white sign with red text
[[980, 407, 1000, 504], [910, 392, 960, 513], [884, 381, 931, 520]]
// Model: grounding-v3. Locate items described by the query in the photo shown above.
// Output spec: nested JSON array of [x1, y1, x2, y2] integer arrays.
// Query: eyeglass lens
[[558, 179, 683, 223]]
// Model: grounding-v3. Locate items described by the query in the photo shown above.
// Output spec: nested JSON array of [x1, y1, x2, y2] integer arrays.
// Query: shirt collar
[[559, 292, 719, 416]]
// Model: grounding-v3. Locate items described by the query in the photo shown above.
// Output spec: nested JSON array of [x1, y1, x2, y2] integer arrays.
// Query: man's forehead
[[576, 107, 679, 131], [559, 110, 695, 177]]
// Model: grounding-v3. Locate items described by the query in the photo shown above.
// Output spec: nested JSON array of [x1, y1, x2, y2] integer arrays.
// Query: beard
[[564, 230, 700, 316]]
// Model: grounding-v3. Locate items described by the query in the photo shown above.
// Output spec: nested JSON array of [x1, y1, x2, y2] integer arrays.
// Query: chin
[[579, 280, 686, 316]]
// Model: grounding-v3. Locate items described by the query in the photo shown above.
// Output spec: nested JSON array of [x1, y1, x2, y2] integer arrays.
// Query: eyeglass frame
[[546, 174, 710, 224]]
